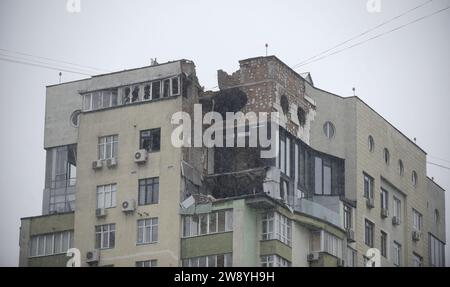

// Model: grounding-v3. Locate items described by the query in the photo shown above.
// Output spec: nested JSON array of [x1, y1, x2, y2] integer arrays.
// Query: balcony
[[294, 198, 341, 228]]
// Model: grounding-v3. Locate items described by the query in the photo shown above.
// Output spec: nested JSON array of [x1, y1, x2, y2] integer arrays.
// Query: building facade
[[19, 56, 445, 267]]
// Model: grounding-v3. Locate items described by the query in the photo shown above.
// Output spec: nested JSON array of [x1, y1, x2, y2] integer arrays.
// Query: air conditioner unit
[[337, 258, 345, 267], [134, 149, 148, 163], [412, 230, 421, 241], [95, 208, 107, 218], [346, 229, 355, 242], [366, 198, 374, 209], [86, 249, 100, 264], [106, 157, 117, 168], [122, 199, 136, 213], [92, 160, 103, 170], [381, 208, 389, 218], [392, 216, 400, 226], [307, 252, 320, 262]]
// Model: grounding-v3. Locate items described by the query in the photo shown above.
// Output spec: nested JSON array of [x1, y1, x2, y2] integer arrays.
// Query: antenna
[[59, 72, 62, 83], [265, 43, 268, 56], [352, 87, 356, 96]]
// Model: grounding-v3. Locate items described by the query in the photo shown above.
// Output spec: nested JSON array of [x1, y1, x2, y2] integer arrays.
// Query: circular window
[[383, 148, 390, 165], [280, 95, 289, 115], [70, 110, 82, 127], [412, 171, 418, 187], [398, 160, 404, 176], [323, 121, 335, 139], [297, 106, 306, 127], [368, 136, 374, 152]]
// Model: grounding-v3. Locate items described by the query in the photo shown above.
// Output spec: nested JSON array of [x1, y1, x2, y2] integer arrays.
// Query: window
[[83, 93, 92, 111], [310, 230, 344, 259], [412, 171, 418, 187], [344, 205, 352, 230], [98, 135, 118, 160], [137, 218, 158, 244], [182, 253, 232, 267], [92, 92, 102, 110], [280, 95, 289, 114], [383, 148, 390, 165], [323, 121, 335, 139], [102, 90, 118, 108], [131, 86, 140, 102], [412, 253, 422, 267], [122, 87, 131, 104], [163, 79, 171, 98], [70, 110, 81, 127], [136, 260, 157, 267], [364, 219, 374, 247], [434, 209, 440, 224], [393, 241, 401, 266], [381, 231, 387, 258], [182, 210, 233, 237], [363, 173, 374, 199], [368, 135, 374, 152], [261, 255, 291, 267], [398, 160, 404, 176], [297, 106, 306, 126], [412, 209, 422, 232], [380, 188, 388, 210], [29, 231, 73, 257], [314, 157, 332, 195], [152, 81, 161, 99], [262, 212, 292, 246], [138, 177, 159, 205], [95, 224, 115, 249], [171, 77, 180, 96], [393, 197, 401, 222], [347, 247, 357, 267], [96, 184, 117, 209], [429, 234, 445, 267], [143, 84, 151, 100], [140, 128, 161, 152]]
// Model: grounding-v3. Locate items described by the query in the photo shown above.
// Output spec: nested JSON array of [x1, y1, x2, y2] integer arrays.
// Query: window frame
[[139, 128, 161, 153], [138, 177, 159, 206], [364, 219, 374, 248], [137, 218, 159, 245], [98, 135, 118, 160], [95, 224, 116, 250], [363, 173, 374, 199], [96, 183, 117, 209]]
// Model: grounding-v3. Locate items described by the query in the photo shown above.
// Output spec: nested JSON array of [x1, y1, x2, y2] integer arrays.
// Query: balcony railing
[[294, 198, 341, 228]]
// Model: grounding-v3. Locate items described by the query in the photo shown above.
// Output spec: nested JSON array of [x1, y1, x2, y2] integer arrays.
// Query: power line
[[428, 155, 450, 165], [0, 52, 99, 75], [427, 162, 450, 171], [291, 0, 434, 69], [293, 4, 450, 69], [0, 56, 92, 76], [0, 47, 110, 73]]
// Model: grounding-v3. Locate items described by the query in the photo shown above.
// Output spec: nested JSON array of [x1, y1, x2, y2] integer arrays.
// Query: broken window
[[152, 81, 161, 99], [144, 84, 151, 100], [171, 77, 180, 95], [122, 87, 131, 104], [297, 106, 306, 126], [163, 79, 170, 97], [131, 86, 140, 102], [140, 128, 160, 152]]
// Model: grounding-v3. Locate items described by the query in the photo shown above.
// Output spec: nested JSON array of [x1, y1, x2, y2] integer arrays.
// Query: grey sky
[[0, 0, 449, 266]]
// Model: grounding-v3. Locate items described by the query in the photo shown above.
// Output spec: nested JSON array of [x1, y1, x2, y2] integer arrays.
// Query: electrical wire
[[0, 56, 92, 76], [292, 4, 450, 69]]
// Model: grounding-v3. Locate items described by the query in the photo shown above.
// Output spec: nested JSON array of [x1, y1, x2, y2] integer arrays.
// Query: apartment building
[[19, 56, 445, 267]]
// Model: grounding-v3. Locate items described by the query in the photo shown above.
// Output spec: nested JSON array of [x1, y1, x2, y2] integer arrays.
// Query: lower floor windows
[[347, 247, 357, 267], [364, 219, 374, 248], [260, 255, 291, 267], [310, 230, 344, 259], [182, 210, 233, 237], [393, 241, 402, 267], [380, 231, 387, 258], [261, 212, 292, 246], [136, 259, 157, 267], [95, 224, 115, 249], [182, 253, 232, 267], [429, 234, 445, 267], [412, 253, 423, 267], [137, 218, 158, 244], [29, 230, 74, 257]]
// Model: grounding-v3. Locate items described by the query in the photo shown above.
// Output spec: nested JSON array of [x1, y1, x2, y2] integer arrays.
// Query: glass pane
[[315, 157, 322, 194], [163, 79, 170, 97], [62, 231, 69, 252], [54, 233, 61, 254], [218, 211, 225, 232], [152, 81, 161, 99], [323, 165, 331, 195], [45, 234, 53, 255], [172, 77, 179, 95], [200, 214, 208, 235], [38, 236, 45, 256], [209, 213, 217, 233], [226, 210, 233, 231]]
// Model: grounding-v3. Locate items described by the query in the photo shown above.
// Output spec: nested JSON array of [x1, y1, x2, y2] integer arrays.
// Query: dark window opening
[[144, 84, 151, 100], [280, 95, 289, 115], [140, 129, 161, 152], [172, 77, 179, 95], [163, 79, 170, 97], [365, 219, 374, 247], [152, 81, 161, 99], [132, 86, 140, 102], [297, 107, 306, 126]]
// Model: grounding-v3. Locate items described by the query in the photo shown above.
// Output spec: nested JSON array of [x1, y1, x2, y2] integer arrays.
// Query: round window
[[70, 110, 82, 127], [323, 121, 335, 139]]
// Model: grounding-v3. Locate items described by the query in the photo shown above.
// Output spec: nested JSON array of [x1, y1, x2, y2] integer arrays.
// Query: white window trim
[[137, 218, 158, 245], [96, 184, 117, 209]]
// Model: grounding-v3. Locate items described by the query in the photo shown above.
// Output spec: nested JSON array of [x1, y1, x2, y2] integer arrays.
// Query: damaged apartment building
[[19, 56, 446, 267]]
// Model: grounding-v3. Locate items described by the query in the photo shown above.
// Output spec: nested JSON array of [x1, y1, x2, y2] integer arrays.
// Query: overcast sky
[[0, 0, 449, 266]]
